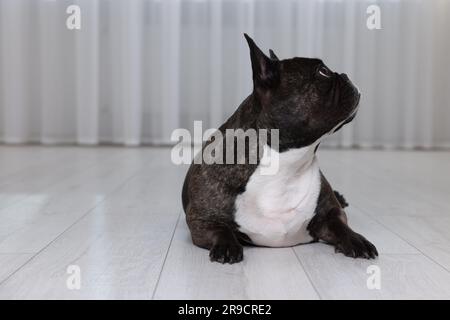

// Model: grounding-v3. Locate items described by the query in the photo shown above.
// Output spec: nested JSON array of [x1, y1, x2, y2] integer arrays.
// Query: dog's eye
[[317, 66, 332, 78]]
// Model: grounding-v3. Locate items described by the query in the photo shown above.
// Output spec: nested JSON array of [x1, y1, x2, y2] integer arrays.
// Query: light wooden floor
[[0, 145, 449, 299]]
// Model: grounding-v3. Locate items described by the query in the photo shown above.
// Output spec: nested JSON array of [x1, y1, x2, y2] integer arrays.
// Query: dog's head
[[244, 34, 360, 149]]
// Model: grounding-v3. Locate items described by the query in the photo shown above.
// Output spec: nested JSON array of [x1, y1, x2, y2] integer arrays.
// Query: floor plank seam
[[0, 149, 68, 184], [352, 203, 450, 274], [330, 156, 448, 211], [151, 213, 181, 300], [291, 247, 323, 300], [0, 164, 147, 289], [0, 150, 125, 213], [0, 253, 36, 255], [0, 150, 82, 188]]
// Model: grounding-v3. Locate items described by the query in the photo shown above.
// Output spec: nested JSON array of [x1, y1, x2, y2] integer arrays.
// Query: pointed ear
[[244, 33, 280, 89], [269, 49, 279, 61]]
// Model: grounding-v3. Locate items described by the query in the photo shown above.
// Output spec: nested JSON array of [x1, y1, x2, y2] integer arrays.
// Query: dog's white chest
[[234, 145, 321, 247]]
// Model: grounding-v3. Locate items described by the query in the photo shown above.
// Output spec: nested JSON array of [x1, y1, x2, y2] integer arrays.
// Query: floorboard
[[154, 221, 319, 300], [0, 146, 449, 299], [0, 149, 184, 299]]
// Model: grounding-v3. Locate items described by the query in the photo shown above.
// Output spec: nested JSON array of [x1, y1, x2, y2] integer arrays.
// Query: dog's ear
[[244, 34, 280, 90], [269, 49, 279, 61]]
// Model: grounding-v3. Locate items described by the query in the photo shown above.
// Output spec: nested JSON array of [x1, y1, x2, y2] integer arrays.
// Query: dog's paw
[[209, 240, 243, 264], [335, 232, 378, 259]]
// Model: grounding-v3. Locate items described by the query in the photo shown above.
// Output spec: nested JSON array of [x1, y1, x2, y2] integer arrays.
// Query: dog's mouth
[[331, 92, 360, 133], [343, 93, 360, 123]]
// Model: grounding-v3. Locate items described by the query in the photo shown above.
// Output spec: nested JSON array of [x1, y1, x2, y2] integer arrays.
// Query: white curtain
[[1, 0, 449, 148]]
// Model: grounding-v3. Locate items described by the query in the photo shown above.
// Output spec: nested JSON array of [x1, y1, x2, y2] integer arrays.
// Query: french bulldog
[[181, 34, 378, 264]]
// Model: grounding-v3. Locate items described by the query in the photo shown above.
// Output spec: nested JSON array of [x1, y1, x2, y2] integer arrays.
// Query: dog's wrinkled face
[[245, 34, 360, 149]]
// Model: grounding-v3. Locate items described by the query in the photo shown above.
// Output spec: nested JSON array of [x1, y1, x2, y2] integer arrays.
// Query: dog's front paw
[[209, 240, 243, 264], [335, 232, 378, 259]]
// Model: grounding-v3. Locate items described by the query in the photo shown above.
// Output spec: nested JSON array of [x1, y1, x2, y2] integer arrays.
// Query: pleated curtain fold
[[0, 0, 449, 148]]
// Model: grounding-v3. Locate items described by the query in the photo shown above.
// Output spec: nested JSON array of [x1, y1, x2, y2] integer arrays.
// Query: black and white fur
[[182, 34, 378, 263]]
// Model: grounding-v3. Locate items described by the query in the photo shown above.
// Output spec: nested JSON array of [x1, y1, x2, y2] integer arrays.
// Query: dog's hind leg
[[333, 190, 348, 208], [186, 217, 243, 264]]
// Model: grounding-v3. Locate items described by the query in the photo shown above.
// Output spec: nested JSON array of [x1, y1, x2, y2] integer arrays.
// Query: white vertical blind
[[1, 0, 33, 143], [76, 0, 99, 145], [0, 0, 449, 148]]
